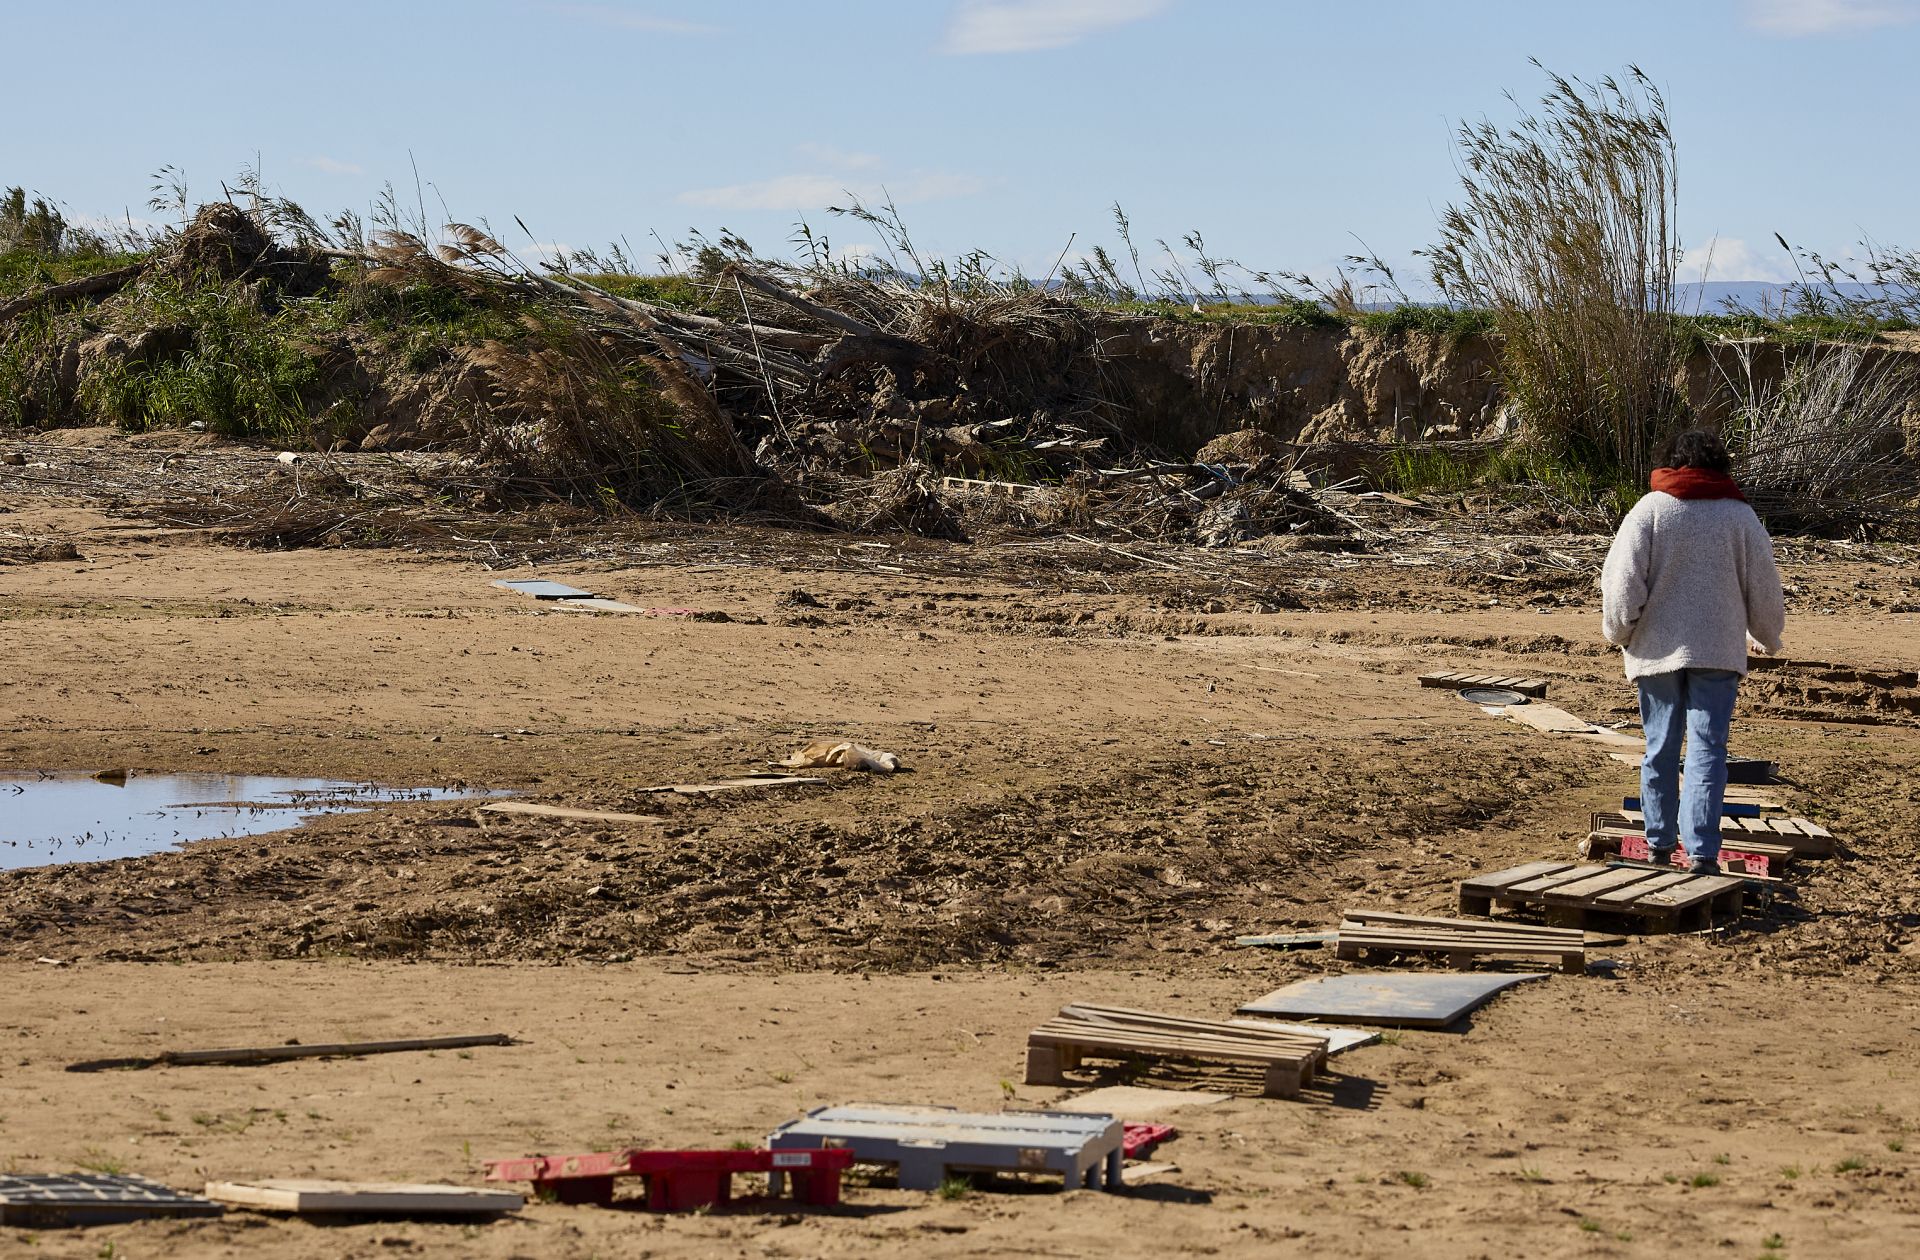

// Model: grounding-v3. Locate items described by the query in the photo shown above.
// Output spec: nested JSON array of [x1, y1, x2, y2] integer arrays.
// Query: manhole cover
[[1460, 687, 1529, 706]]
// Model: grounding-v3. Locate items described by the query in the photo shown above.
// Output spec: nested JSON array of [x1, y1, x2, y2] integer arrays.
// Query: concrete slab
[[205, 1180, 522, 1215], [1237, 972, 1549, 1029], [492, 579, 594, 600], [1049, 1086, 1230, 1118], [1228, 1019, 1380, 1054]]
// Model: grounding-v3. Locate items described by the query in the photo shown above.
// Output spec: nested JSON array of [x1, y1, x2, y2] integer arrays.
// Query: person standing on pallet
[[1600, 428, 1786, 875]]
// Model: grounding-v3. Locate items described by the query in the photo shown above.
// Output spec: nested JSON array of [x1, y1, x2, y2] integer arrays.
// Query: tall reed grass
[[1429, 64, 1686, 483]]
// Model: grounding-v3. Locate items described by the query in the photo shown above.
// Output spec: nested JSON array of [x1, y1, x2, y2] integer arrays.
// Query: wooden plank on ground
[[1339, 909, 1580, 940], [1233, 931, 1338, 949], [68, 1033, 513, 1073], [643, 774, 827, 796], [553, 597, 646, 614], [480, 802, 659, 825], [205, 1180, 523, 1215]]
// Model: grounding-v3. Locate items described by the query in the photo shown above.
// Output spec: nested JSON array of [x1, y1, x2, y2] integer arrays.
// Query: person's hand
[[1747, 634, 1777, 656]]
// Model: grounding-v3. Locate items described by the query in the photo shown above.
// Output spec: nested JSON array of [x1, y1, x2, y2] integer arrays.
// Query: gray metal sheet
[[492, 579, 595, 600], [0, 1173, 223, 1225], [1236, 972, 1548, 1029]]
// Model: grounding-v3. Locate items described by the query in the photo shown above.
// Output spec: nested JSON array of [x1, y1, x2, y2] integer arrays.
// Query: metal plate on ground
[[1460, 687, 1528, 706], [492, 579, 595, 600], [0, 1173, 224, 1226], [1236, 973, 1549, 1029]]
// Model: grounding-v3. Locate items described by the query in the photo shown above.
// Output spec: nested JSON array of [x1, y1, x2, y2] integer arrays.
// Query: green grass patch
[[1354, 304, 1496, 340], [0, 247, 145, 299], [574, 272, 707, 311], [1383, 438, 1640, 513], [74, 1147, 127, 1176]]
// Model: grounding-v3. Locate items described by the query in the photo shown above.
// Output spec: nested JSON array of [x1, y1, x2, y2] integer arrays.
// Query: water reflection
[[0, 771, 500, 870]]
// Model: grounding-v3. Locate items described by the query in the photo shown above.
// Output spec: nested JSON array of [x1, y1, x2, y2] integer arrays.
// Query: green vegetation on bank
[[1384, 441, 1642, 515]]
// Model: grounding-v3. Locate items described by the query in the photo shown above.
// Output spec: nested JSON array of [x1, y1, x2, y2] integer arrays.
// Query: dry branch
[[0, 262, 146, 324]]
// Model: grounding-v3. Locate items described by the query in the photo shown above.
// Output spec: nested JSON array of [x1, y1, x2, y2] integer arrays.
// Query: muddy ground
[[2, 432, 1919, 1258]]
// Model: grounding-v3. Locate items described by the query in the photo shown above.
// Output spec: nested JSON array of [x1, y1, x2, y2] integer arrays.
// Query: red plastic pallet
[[1121, 1122, 1176, 1159], [483, 1147, 853, 1211], [1616, 833, 1772, 878]]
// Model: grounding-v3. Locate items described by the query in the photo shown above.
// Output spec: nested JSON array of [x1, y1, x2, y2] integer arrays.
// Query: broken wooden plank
[[67, 1033, 513, 1073], [1232, 930, 1338, 949], [1339, 909, 1582, 940], [643, 774, 827, 796], [480, 801, 661, 825], [552, 597, 647, 614]]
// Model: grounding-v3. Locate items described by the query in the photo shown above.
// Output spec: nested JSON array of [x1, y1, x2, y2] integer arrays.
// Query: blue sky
[[8, 0, 1919, 290]]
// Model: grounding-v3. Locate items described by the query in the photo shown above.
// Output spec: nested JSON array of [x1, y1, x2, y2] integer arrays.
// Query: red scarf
[[1650, 466, 1746, 502]]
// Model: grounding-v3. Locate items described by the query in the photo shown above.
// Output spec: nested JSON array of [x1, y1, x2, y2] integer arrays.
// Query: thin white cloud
[[515, 241, 575, 262], [544, 3, 722, 34], [1680, 236, 1798, 285], [300, 155, 364, 177], [1747, 0, 1918, 35], [942, 0, 1170, 54], [796, 142, 885, 172], [677, 171, 988, 212]]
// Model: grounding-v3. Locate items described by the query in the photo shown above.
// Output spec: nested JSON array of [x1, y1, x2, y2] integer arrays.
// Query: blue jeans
[[1637, 668, 1741, 864]]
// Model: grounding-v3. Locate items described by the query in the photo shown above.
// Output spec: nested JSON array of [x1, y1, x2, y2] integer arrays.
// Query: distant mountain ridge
[[1672, 280, 1889, 316]]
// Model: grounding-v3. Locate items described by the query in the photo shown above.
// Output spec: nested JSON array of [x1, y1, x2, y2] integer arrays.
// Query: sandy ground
[[3, 439, 1920, 1256]]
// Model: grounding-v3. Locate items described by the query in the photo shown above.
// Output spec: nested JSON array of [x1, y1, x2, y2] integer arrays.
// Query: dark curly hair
[[1652, 428, 1731, 474]]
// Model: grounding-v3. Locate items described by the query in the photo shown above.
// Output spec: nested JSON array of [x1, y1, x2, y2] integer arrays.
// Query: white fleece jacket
[[1599, 491, 1786, 680]]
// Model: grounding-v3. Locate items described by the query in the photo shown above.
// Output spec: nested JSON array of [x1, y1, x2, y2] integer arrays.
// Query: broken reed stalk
[[1715, 337, 1920, 532]]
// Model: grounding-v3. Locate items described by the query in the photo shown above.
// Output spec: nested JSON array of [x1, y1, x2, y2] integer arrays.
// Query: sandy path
[[1, 484, 1918, 1255], [4, 961, 1919, 1259]]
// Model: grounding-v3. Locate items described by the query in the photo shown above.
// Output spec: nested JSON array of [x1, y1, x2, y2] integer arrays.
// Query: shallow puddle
[[0, 772, 498, 870]]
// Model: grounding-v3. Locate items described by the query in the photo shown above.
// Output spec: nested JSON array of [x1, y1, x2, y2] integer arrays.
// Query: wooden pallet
[[1580, 828, 1791, 877], [1027, 1004, 1328, 1099], [1458, 862, 1746, 934], [1419, 670, 1548, 698], [1601, 809, 1833, 857], [1334, 909, 1585, 975]]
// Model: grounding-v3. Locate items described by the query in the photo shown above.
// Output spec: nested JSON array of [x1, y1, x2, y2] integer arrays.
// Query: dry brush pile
[[4, 167, 1919, 546]]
